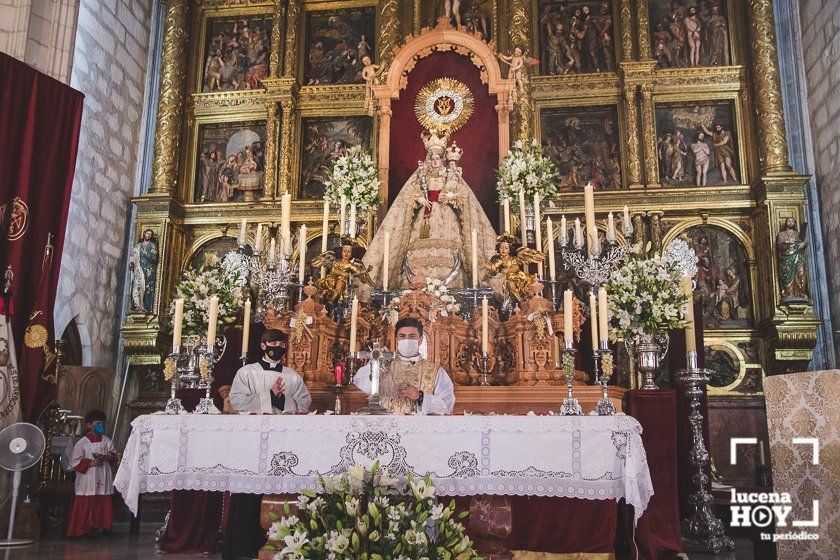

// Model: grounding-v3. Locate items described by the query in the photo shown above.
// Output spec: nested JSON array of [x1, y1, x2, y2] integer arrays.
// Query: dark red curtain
[[388, 51, 500, 228], [0, 52, 84, 420]]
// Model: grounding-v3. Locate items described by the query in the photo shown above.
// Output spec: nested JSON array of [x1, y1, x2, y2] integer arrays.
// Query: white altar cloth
[[114, 414, 653, 520]]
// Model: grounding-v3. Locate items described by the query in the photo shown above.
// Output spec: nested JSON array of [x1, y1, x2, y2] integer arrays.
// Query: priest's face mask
[[396, 326, 421, 358], [261, 341, 286, 362]]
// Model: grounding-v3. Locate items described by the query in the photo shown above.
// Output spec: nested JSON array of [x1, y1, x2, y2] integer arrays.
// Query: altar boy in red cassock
[[67, 409, 119, 537]]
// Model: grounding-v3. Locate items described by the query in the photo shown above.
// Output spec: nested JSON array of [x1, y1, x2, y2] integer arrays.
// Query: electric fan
[[0, 423, 45, 547]]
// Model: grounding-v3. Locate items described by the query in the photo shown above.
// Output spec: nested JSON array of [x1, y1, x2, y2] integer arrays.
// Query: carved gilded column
[[635, 0, 651, 59], [508, 0, 533, 140], [623, 84, 642, 186], [619, 0, 634, 61], [262, 101, 279, 201], [283, 0, 300, 77], [746, 0, 792, 174], [149, 0, 190, 195], [379, 0, 400, 65], [278, 101, 296, 195], [269, 2, 284, 77], [639, 83, 658, 185]]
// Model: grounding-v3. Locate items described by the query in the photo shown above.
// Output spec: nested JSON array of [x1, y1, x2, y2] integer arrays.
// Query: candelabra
[[355, 342, 393, 415], [455, 286, 494, 321], [162, 335, 226, 415], [559, 220, 634, 288], [473, 350, 495, 386], [541, 278, 562, 311], [224, 240, 300, 320], [593, 340, 616, 415], [679, 351, 734, 553], [559, 344, 582, 415], [370, 287, 400, 309]]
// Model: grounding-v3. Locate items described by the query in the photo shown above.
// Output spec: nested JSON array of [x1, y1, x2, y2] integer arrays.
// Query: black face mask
[[265, 346, 285, 361]]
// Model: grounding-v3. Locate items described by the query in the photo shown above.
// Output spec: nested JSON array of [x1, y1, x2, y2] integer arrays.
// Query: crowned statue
[[362, 128, 497, 291]]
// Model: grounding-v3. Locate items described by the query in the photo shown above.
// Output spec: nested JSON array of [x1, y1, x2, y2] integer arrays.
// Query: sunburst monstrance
[[413, 78, 474, 133]]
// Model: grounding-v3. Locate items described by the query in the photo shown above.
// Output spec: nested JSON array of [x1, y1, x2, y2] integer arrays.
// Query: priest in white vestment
[[229, 329, 312, 414], [353, 317, 455, 415]]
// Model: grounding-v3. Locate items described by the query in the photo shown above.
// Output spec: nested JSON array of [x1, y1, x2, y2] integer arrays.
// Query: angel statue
[[361, 56, 386, 117], [311, 235, 374, 312], [485, 232, 545, 305], [498, 47, 538, 106], [361, 130, 498, 292]]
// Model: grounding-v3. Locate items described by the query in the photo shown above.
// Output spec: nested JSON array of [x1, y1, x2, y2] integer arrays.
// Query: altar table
[[114, 413, 653, 523]]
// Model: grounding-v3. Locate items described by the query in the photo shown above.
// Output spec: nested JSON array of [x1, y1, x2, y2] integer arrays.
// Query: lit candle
[[589, 291, 599, 351], [481, 297, 489, 354], [349, 296, 359, 354], [280, 193, 292, 255], [471, 229, 479, 287], [242, 299, 251, 356], [682, 275, 697, 354], [598, 287, 609, 343], [339, 195, 347, 234], [563, 290, 573, 345], [607, 212, 616, 242], [238, 218, 247, 245], [560, 215, 568, 246], [254, 224, 264, 252], [584, 183, 596, 251], [623, 205, 631, 232], [518, 188, 527, 244], [546, 218, 556, 280], [298, 224, 307, 283], [349, 203, 357, 237], [268, 238, 277, 263], [321, 201, 329, 252], [206, 295, 219, 351], [172, 298, 184, 351], [534, 193, 542, 277], [503, 198, 511, 233], [383, 232, 391, 290], [574, 218, 583, 248]]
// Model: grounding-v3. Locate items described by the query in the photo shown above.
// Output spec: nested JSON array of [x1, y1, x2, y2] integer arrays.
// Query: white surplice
[[229, 363, 312, 414], [353, 356, 455, 415], [69, 435, 115, 496]]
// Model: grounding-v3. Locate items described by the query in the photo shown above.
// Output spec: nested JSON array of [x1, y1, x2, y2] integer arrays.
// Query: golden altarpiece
[[121, 0, 819, 486]]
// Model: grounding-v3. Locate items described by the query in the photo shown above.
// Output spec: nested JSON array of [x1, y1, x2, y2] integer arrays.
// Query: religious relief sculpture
[[485, 233, 545, 305], [311, 236, 373, 311], [776, 218, 808, 302], [649, 0, 731, 69], [128, 229, 158, 313], [538, 1, 615, 75]]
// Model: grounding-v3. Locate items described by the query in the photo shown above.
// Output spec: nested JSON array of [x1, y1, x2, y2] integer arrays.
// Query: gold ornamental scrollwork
[[619, 0, 634, 60], [378, 0, 400, 66], [623, 84, 642, 186], [192, 90, 265, 116], [639, 83, 658, 185], [283, 0, 300, 77]]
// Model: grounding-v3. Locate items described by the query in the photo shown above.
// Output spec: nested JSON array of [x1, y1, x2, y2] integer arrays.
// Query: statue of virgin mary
[[363, 129, 497, 290]]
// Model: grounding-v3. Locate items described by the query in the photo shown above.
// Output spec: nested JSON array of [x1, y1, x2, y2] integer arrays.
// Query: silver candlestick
[[163, 349, 184, 414], [474, 351, 494, 386], [593, 340, 616, 415], [679, 351, 734, 553], [194, 346, 221, 415], [355, 342, 394, 415], [559, 343, 582, 415]]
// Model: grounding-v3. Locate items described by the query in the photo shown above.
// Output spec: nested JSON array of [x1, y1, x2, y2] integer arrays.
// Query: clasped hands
[[416, 191, 457, 210], [398, 384, 421, 401]]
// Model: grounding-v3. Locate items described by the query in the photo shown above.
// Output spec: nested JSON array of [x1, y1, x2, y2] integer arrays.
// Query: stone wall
[[54, 0, 154, 368], [799, 0, 840, 356]]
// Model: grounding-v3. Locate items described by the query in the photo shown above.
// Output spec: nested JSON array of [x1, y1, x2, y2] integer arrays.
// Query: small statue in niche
[[485, 233, 545, 305], [128, 228, 158, 313], [311, 235, 374, 310], [776, 217, 809, 302], [498, 47, 538, 107]]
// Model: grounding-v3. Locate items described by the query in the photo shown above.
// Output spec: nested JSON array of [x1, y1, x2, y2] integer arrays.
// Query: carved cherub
[[361, 56, 386, 116], [498, 47, 538, 105], [485, 233, 545, 304], [311, 235, 374, 307]]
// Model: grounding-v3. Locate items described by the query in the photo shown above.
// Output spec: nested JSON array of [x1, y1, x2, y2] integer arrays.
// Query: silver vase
[[635, 332, 668, 390]]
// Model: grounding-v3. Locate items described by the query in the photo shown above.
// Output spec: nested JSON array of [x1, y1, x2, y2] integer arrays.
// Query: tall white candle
[[321, 201, 330, 252], [268, 238, 277, 263], [238, 218, 247, 245], [383, 232, 391, 290], [349, 203, 357, 237], [298, 224, 307, 282], [254, 224, 264, 252], [471, 229, 479, 287], [172, 298, 184, 350], [589, 291, 599, 350], [242, 299, 251, 355], [349, 296, 359, 354], [574, 218, 583, 248], [503, 198, 511, 233], [584, 182, 596, 242], [563, 290, 573, 345], [623, 205, 631, 232], [518, 188, 527, 244], [481, 297, 489, 354], [206, 295, 219, 351], [280, 193, 292, 255], [682, 275, 697, 354], [546, 218, 556, 280], [339, 195, 347, 234], [607, 212, 616, 242], [598, 287, 609, 343], [560, 215, 568, 246], [534, 193, 542, 276]]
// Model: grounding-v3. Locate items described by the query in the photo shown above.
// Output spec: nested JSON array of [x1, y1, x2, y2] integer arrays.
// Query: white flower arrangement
[[497, 138, 559, 205], [391, 279, 462, 317], [266, 462, 478, 560], [168, 263, 246, 336], [324, 145, 381, 212], [606, 244, 686, 340]]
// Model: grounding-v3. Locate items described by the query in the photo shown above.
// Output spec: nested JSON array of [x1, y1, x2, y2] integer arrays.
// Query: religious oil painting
[[704, 344, 740, 387], [299, 116, 373, 200], [655, 101, 739, 187], [537, 1, 616, 75], [649, 0, 731, 69], [201, 15, 272, 92], [539, 105, 622, 190], [189, 237, 239, 270], [680, 225, 751, 329], [304, 7, 376, 85], [194, 121, 266, 203]]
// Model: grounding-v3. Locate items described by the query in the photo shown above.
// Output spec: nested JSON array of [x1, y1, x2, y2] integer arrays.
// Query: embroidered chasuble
[[379, 359, 440, 415]]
